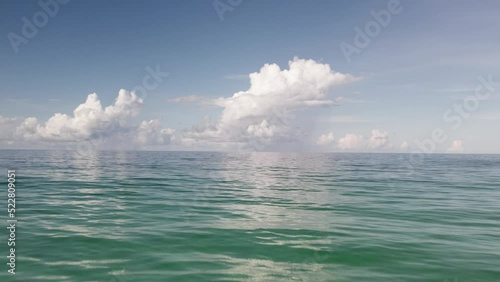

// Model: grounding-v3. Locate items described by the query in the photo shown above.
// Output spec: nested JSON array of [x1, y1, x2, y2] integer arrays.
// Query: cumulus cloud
[[447, 140, 464, 153], [6, 90, 176, 149], [15, 117, 39, 141], [334, 129, 391, 151], [368, 129, 390, 149], [184, 57, 360, 149], [337, 133, 365, 150], [316, 132, 335, 145], [135, 119, 175, 145], [15, 89, 143, 141], [1, 57, 361, 151], [320, 115, 369, 123], [247, 120, 276, 138]]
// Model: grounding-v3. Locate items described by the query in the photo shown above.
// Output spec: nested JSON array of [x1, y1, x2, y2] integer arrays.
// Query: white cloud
[[184, 57, 360, 150], [447, 140, 464, 153], [135, 119, 175, 145], [6, 90, 176, 149], [247, 120, 276, 138], [336, 129, 391, 151], [15, 89, 143, 141], [368, 129, 390, 149], [166, 95, 212, 104], [1, 57, 362, 151], [316, 132, 335, 145], [15, 117, 39, 141], [337, 133, 365, 150]]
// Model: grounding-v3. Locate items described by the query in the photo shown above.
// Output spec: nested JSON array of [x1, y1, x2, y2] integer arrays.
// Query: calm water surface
[[0, 150, 499, 281]]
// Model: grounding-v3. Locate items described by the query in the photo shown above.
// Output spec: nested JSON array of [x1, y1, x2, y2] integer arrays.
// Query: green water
[[1, 150, 499, 281]]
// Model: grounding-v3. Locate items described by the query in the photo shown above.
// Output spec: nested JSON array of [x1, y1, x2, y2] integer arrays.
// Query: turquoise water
[[1, 150, 499, 281]]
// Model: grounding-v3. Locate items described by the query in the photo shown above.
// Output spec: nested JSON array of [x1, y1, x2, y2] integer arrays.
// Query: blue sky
[[1, 0, 499, 153]]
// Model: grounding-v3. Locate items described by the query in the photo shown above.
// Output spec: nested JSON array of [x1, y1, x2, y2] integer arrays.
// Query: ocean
[[0, 150, 499, 281]]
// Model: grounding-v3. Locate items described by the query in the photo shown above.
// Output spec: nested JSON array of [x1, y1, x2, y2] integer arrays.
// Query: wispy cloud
[[335, 96, 364, 104], [165, 95, 213, 104], [7, 98, 32, 103]]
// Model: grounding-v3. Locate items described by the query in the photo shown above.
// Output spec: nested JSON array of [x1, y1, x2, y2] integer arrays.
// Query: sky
[[0, 0, 499, 153]]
